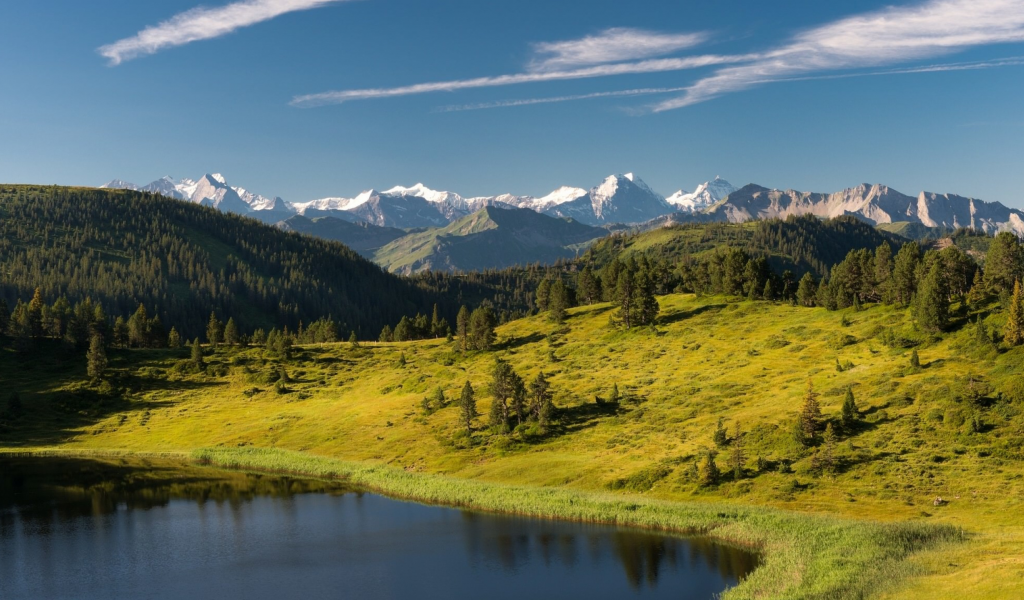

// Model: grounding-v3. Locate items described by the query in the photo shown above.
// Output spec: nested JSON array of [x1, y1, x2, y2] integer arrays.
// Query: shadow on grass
[[657, 303, 727, 326], [496, 332, 546, 351]]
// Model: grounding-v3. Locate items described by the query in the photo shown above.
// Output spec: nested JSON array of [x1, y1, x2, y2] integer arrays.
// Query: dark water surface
[[0, 457, 757, 600]]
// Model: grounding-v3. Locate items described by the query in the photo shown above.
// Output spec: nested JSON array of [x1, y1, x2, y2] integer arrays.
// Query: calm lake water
[[0, 457, 757, 600]]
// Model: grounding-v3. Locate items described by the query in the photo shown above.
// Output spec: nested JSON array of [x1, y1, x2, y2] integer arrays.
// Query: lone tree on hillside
[[456, 306, 470, 352], [167, 326, 181, 349], [841, 387, 859, 430], [799, 380, 823, 445], [87, 333, 107, 382], [459, 381, 478, 433], [712, 417, 728, 448], [469, 306, 497, 351], [191, 338, 205, 368]]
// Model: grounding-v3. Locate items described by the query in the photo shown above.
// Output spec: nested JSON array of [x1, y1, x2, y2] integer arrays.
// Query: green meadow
[[4, 293, 1024, 598]]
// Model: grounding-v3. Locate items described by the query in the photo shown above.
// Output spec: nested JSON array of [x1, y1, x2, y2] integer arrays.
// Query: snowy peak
[[100, 179, 139, 191], [667, 176, 737, 212], [384, 183, 463, 206]]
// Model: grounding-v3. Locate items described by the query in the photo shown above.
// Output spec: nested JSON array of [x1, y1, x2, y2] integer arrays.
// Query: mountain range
[[100, 172, 1024, 274]]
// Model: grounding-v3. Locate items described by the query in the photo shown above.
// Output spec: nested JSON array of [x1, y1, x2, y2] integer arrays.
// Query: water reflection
[[1, 457, 759, 600]]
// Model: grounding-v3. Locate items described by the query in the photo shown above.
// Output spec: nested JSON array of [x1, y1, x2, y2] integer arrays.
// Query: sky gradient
[[1, 0, 1023, 205]]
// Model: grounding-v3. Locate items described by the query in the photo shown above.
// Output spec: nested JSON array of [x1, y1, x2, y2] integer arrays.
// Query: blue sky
[[1, 0, 1023, 205]]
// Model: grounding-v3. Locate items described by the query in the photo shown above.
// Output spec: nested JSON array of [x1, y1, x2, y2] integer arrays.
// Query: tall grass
[[192, 447, 961, 600]]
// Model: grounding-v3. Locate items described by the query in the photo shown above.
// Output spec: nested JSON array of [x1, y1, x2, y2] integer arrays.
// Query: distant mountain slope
[[0, 185, 486, 339], [277, 215, 407, 257], [373, 206, 606, 274]]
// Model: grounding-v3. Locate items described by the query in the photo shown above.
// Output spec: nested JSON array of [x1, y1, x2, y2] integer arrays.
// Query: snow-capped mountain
[[666, 177, 737, 212], [97, 172, 1024, 237]]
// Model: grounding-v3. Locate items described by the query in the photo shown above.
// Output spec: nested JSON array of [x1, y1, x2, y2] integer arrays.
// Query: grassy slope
[[3, 294, 1024, 597]]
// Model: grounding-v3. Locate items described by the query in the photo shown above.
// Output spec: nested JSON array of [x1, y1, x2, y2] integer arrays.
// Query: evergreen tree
[[456, 305, 470, 352], [27, 288, 44, 340], [393, 316, 413, 342], [349, 331, 359, 347], [127, 304, 150, 348], [430, 304, 447, 338], [578, 266, 601, 305], [206, 312, 224, 347], [984, 232, 1024, 294], [712, 417, 728, 448], [631, 266, 660, 327], [821, 423, 837, 475], [167, 327, 182, 349], [113, 316, 130, 349], [224, 318, 240, 346], [549, 280, 568, 323], [800, 380, 822, 445], [891, 242, 921, 305], [251, 329, 267, 346], [729, 421, 744, 480], [535, 279, 551, 312], [489, 358, 523, 432], [87, 333, 107, 382], [915, 261, 950, 332], [874, 242, 893, 300], [841, 387, 859, 429], [762, 279, 773, 301], [191, 338, 205, 368], [459, 381, 478, 433], [609, 383, 620, 405], [796, 272, 817, 307], [615, 266, 635, 329], [379, 325, 393, 343], [149, 316, 166, 348], [910, 349, 920, 369], [468, 307, 496, 351], [697, 449, 720, 487], [528, 371, 554, 425], [1004, 279, 1024, 346]]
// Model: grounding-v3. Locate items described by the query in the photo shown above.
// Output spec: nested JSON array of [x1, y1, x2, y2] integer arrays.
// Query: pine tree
[[631, 267, 660, 327], [379, 325, 393, 343], [393, 316, 413, 342], [349, 331, 359, 347], [549, 280, 568, 323], [113, 316, 130, 349], [697, 449, 720, 487], [762, 279, 773, 301], [730, 421, 744, 480], [821, 423, 837, 475], [535, 280, 551, 312], [191, 338, 205, 368], [874, 242, 893, 300], [489, 358, 523, 432], [984, 232, 1024, 294], [456, 305, 470, 352], [800, 380, 822, 444], [891, 242, 921, 305], [1004, 279, 1024, 346], [615, 267, 635, 329], [796, 273, 817, 307], [915, 261, 950, 332], [87, 333, 107, 382], [712, 417, 728, 448], [224, 318, 239, 346], [167, 327, 182, 349], [459, 381, 478, 433], [206, 312, 224, 347], [127, 304, 150, 348], [468, 307, 496, 351], [528, 371, 554, 425], [27, 288, 44, 340], [841, 387, 859, 429], [910, 349, 920, 369], [609, 383, 620, 405], [578, 266, 601, 305]]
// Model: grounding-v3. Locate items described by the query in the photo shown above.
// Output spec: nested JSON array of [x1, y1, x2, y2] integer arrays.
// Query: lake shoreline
[[2, 446, 962, 600]]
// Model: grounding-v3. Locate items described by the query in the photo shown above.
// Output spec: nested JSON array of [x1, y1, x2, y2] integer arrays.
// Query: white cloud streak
[[654, 0, 1024, 111], [290, 54, 752, 107], [99, 0, 347, 65], [436, 56, 1024, 113], [528, 28, 707, 72]]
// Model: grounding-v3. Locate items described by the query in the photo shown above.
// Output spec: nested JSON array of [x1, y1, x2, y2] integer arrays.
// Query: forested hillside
[[0, 185, 501, 339]]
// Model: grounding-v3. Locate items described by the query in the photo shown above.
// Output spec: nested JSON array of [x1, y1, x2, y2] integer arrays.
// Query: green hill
[[3, 292, 1023, 598], [373, 206, 606, 274], [0, 185, 490, 339]]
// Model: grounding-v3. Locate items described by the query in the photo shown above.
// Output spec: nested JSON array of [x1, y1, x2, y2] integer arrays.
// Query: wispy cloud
[[437, 57, 1024, 113], [654, 0, 1024, 111], [99, 0, 347, 65], [528, 28, 707, 72], [290, 54, 752, 107]]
